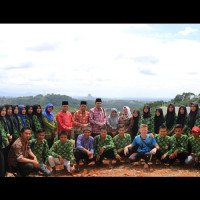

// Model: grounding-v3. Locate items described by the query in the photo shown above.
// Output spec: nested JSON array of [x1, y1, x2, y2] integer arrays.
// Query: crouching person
[[29, 128, 51, 176], [74, 126, 94, 171], [48, 131, 75, 175], [94, 126, 120, 167], [124, 124, 160, 169], [8, 127, 40, 177]]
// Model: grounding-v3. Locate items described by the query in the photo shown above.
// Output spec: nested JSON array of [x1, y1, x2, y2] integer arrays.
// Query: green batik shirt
[[187, 115, 200, 135], [168, 134, 188, 155], [181, 118, 189, 135], [138, 116, 154, 135], [163, 115, 178, 134], [155, 134, 172, 155], [49, 140, 74, 166], [42, 116, 57, 140], [12, 124, 20, 141], [188, 136, 200, 156], [0, 121, 9, 149], [32, 115, 43, 134], [113, 133, 132, 152], [29, 139, 49, 164], [94, 134, 117, 156]]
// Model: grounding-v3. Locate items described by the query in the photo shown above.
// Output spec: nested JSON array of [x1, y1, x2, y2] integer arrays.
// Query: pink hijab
[[122, 106, 132, 120]]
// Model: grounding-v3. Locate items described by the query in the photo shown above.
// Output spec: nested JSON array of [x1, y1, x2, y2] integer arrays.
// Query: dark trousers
[[153, 149, 169, 163], [2, 146, 10, 172], [129, 152, 153, 164], [0, 151, 5, 177], [74, 149, 94, 165], [168, 151, 189, 165], [95, 149, 115, 166], [118, 147, 136, 158], [15, 162, 39, 177]]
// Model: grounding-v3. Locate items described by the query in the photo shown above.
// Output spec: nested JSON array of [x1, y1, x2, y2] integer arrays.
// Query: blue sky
[[0, 24, 200, 98]]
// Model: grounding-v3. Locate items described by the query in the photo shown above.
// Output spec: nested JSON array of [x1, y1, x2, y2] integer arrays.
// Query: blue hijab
[[18, 105, 28, 127], [42, 103, 54, 121]]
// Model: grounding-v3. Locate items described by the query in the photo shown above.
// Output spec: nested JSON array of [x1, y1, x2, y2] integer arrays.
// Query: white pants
[[48, 156, 71, 172]]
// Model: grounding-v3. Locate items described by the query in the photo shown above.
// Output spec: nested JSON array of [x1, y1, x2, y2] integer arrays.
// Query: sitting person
[[48, 131, 75, 175], [8, 127, 40, 177], [74, 126, 94, 170], [29, 128, 51, 176], [94, 126, 120, 167], [113, 124, 132, 162], [124, 124, 160, 169]]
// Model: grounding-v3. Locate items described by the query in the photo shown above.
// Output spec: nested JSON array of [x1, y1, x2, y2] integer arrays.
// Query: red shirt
[[73, 110, 89, 131]]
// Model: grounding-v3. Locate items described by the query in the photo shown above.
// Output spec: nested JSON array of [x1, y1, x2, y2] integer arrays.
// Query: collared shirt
[[76, 134, 94, 154], [8, 137, 31, 168], [56, 111, 73, 135], [113, 133, 132, 151], [89, 107, 107, 134], [188, 136, 200, 156], [155, 134, 172, 155], [73, 110, 89, 131]]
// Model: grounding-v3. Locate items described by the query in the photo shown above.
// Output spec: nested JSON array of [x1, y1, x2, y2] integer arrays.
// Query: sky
[[0, 23, 200, 99]]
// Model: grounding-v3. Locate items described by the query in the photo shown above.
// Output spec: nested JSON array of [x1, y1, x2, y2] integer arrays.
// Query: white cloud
[[178, 26, 198, 36]]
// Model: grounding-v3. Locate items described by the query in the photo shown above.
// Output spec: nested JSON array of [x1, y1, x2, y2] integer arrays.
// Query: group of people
[[0, 98, 200, 177]]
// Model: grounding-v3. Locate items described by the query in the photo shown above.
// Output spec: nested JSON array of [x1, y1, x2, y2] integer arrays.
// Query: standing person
[[0, 129, 5, 177], [56, 101, 73, 140], [42, 103, 57, 148], [18, 105, 30, 130], [26, 105, 35, 139], [32, 104, 44, 134], [139, 105, 154, 135], [176, 105, 188, 135], [106, 108, 119, 138], [154, 108, 165, 135], [74, 126, 94, 170], [131, 109, 141, 141], [89, 98, 107, 138], [164, 103, 177, 136], [124, 124, 160, 169], [118, 106, 134, 135], [7, 127, 40, 177], [11, 105, 21, 141], [73, 101, 89, 142]]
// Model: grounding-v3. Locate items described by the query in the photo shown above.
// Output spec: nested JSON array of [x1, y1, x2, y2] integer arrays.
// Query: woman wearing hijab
[[5, 105, 14, 145], [26, 105, 35, 138], [106, 108, 119, 138], [32, 104, 44, 134], [139, 105, 154, 134], [118, 106, 134, 135], [11, 105, 21, 141], [42, 103, 57, 148], [176, 105, 188, 135], [154, 108, 165, 134], [131, 109, 141, 141], [0, 129, 5, 177], [164, 103, 177, 136]]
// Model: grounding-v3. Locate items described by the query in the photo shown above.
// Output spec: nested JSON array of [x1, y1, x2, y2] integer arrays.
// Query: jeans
[[38, 164, 51, 176]]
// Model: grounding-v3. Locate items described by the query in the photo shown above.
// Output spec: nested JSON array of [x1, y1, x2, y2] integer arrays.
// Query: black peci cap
[[80, 101, 87, 105], [95, 98, 102, 103], [62, 101, 68, 105]]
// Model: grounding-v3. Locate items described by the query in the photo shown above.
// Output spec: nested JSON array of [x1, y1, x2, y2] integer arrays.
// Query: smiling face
[[1, 107, 6, 117], [22, 108, 26, 115], [47, 106, 53, 112], [59, 134, 68, 144], [144, 107, 149, 113], [36, 106, 42, 114], [191, 104, 197, 112], [156, 110, 161, 116], [14, 106, 19, 115], [100, 129, 107, 139], [159, 128, 167, 138], [111, 111, 117, 117], [7, 106, 12, 116], [28, 106, 33, 115], [168, 105, 174, 112], [174, 127, 182, 138], [123, 107, 128, 115], [180, 107, 185, 114], [133, 111, 138, 118]]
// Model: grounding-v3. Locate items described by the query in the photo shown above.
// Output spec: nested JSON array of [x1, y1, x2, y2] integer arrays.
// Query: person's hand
[[150, 148, 157, 155], [59, 156, 64, 165], [6, 141, 9, 147], [32, 160, 40, 168], [169, 153, 175, 159], [8, 135, 13, 142], [99, 123, 104, 127], [115, 154, 121, 161], [117, 149, 122, 153], [124, 147, 129, 156], [89, 154, 93, 160], [149, 133, 154, 138], [82, 124, 88, 127], [70, 166, 75, 173], [96, 155, 100, 161], [195, 156, 199, 163], [161, 153, 167, 160], [99, 147, 104, 154], [174, 150, 178, 157]]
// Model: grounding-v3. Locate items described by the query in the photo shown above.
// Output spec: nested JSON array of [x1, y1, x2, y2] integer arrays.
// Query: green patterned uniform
[[29, 139, 49, 164], [155, 134, 172, 155], [32, 115, 43, 134], [163, 115, 178, 135], [181, 118, 189, 135], [49, 140, 74, 166], [113, 133, 131, 152], [0, 121, 10, 148], [94, 135, 117, 156], [188, 136, 200, 156], [138, 116, 154, 135], [168, 134, 188, 155]]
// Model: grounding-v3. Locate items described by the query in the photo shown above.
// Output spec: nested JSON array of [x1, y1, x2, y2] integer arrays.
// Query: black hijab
[[11, 105, 20, 133], [33, 104, 44, 130], [177, 105, 188, 127], [132, 109, 141, 134], [5, 104, 14, 135], [188, 102, 199, 129], [143, 105, 151, 118], [0, 105, 9, 133], [154, 108, 165, 134], [26, 105, 34, 129], [165, 103, 176, 130]]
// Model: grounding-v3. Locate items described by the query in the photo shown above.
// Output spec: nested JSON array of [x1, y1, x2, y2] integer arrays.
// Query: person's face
[[60, 134, 68, 144], [80, 105, 87, 112], [1, 107, 6, 117], [133, 111, 138, 118], [47, 106, 53, 112], [21, 129, 31, 141], [28, 107, 33, 115], [95, 102, 102, 109], [168, 105, 174, 112], [144, 107, 149, 113], [7, 106, 12, 115], [118, 128, 125, 136], [192, 131, 199, 138], [174, 128, 182, 137], [139, 127, 148, 136], [111, 111, 117, 117], [100, 129, 107, 138], [159, 128, 167, 138], [156, 110, 160, 116], [180, 107, 185, 115], [14, 107, 19, 115], [123, 107, 128, 115], [37, 106, 41, 114], [22, 108, 26, 115], [62, 105, 68, 112], [191, 104, 196, 112], [37, 132, 45, 141], [83, 130, 91, 140]]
